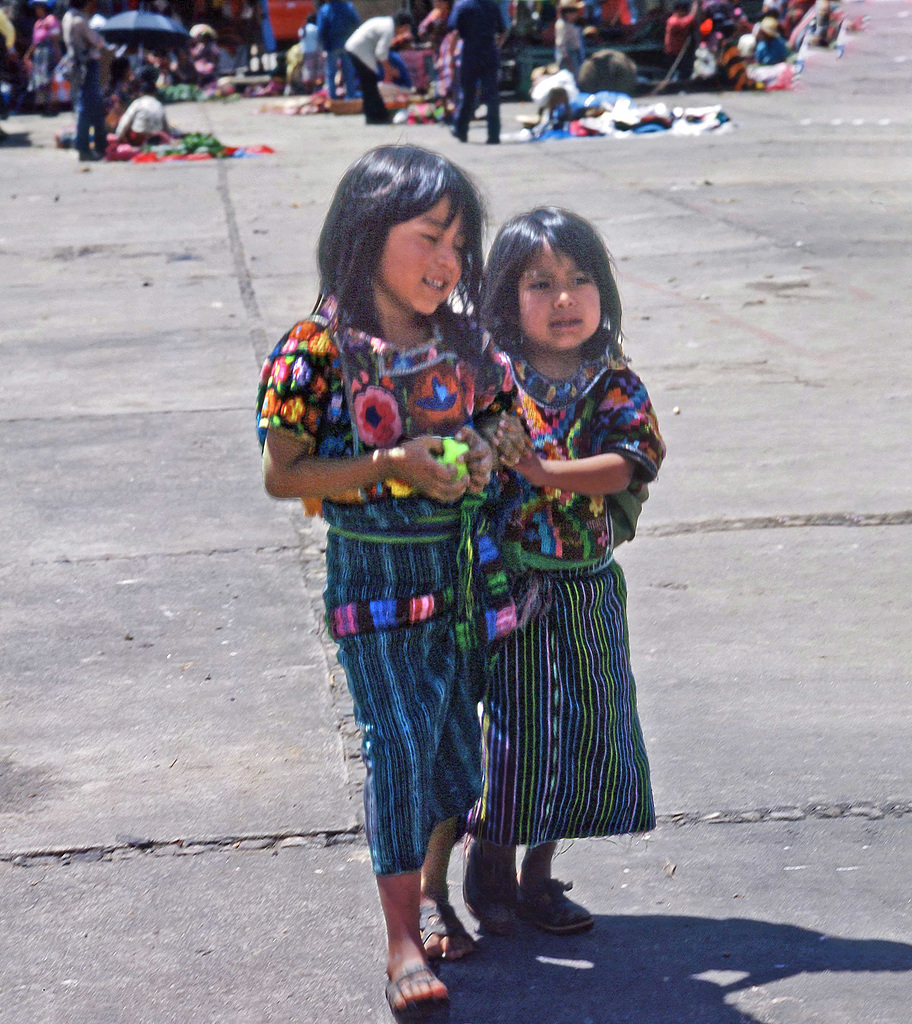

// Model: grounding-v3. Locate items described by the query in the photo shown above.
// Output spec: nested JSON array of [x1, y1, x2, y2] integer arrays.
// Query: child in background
[[115, 66, 170, 145], [465, 207, 665, 936], [257, 146, 516, 1022]]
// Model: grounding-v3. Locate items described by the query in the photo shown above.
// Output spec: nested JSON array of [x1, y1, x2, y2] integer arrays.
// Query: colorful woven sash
[[326, 499, 516, 650]]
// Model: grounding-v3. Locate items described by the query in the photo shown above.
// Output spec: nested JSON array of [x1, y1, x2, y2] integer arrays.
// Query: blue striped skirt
[[323, 498, 486, 876], [469, 557, 654, 846]]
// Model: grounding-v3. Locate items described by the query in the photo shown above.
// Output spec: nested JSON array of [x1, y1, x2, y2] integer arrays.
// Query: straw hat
[[759, 15, 780, 35], [558, 0, 585, 10], [190, 23, 217, 39]]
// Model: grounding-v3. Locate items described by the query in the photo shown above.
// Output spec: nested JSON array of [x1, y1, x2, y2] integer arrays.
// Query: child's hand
[[454, 425, 494, 494], [513, 451, 546, 488], [491, 413, 534, 469], [387, 436, 470, 504]]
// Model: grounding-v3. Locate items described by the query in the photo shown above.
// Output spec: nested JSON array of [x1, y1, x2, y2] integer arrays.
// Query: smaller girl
[[465, 207, 665, 936]]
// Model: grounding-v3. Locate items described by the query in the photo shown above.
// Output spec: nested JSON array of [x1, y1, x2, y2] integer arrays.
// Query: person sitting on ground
[[713, 19, 758, 89], [104, 54, 137, 131], [169, 46, 197, 85], [189, 23, 229, 85], [663, 0, 699, 79], [115, 65, 170, 145], [754, 15, 789, 63]]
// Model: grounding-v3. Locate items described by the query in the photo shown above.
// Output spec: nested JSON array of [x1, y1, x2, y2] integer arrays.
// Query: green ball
[[438, 437, 469, 479]]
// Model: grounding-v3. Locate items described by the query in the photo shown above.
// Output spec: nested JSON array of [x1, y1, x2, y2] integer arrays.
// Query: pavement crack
[[6, 801, 910, 868], [6, 544, 303, 571], [641, 510, 912, 538], [658, 800, 912, 828], [1, 827, 362, 868], [214, 151, 268, 356]]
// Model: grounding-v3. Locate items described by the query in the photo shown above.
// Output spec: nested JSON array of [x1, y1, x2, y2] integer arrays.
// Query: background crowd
[[0, 0, 849, 147]]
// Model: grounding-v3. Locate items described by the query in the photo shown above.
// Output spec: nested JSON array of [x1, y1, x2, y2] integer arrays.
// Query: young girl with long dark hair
[[257, 146, 516, 1022]]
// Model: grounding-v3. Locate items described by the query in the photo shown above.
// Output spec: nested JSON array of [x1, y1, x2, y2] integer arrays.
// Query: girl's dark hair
[[481, 207, 623, 362], [317, 145, 485, 349]]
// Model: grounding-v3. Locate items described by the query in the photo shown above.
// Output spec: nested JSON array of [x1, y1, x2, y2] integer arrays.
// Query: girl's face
[[518, 243, 601, 372], [373, 198, 465, 334]]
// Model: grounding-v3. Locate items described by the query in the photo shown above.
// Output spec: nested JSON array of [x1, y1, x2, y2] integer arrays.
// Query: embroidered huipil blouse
[[501, 352, 665, 569], [256, 299, 515, 510]]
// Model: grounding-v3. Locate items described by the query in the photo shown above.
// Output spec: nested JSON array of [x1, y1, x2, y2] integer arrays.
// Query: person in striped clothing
[[465, 207, 665, 936], [258, 146, 518, 1022]]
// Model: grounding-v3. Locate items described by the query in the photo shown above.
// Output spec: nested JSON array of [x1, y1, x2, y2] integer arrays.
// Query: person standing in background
[[25, 0, 62, 116], [554, 0, 585, 78], [663, 0, 699, 80], [448, 0, 506, 144], [62, 0, 109, 160], [317, 0, 360, 100], [0, 5, 15, 139], [344, 12, 413, 124]]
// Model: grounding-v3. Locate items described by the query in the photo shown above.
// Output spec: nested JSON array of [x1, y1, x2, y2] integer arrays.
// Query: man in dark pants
[[344, 11, 413, 125], [449, 0, 506, 144], [62, 0, 109, 160]]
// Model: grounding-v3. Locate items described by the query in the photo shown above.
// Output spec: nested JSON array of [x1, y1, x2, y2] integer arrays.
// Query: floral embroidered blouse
[[500, 352, 665, 568], [256, 298, 515, 510]]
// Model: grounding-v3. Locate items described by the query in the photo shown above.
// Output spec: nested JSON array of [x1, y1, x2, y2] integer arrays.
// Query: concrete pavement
[[1, 3, 911, 1021]]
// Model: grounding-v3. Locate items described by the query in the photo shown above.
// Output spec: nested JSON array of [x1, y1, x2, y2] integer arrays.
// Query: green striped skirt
[[323, 498, 490, 876], [469, 557, 654, 846]]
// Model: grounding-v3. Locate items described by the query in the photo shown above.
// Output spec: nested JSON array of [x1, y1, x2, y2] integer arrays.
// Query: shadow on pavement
[[442, 914, 912, 1023], [0, 130, 32, 147]]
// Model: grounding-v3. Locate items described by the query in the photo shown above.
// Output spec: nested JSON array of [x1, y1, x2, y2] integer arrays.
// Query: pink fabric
[[33, 14, 61, 46]]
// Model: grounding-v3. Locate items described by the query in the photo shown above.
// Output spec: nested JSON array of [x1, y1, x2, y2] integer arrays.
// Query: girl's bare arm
[[514, 451, 636, 496], [263, 428, 470, 504]]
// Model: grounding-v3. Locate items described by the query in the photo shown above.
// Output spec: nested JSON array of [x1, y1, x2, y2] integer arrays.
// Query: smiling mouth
[[423, 277, 449, 292], [550, 318, 583, 329]]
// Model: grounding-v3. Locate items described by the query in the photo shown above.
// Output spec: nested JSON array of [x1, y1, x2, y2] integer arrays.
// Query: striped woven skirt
[[469, 557, 654, 847], [323, 498, 487, 876]]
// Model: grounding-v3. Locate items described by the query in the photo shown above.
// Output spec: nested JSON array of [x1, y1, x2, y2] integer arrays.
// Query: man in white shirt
[[344, 11, 413, 124]]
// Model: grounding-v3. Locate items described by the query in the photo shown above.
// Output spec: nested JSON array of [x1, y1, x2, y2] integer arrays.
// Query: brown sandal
[[420, 898, 476, 960], [385, 964, 450, 1022]]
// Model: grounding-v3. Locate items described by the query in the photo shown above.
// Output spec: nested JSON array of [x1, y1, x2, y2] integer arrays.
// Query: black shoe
[[78, 150, 102, 162], [486, 137, 500, 145], [451, 127, 468, 142]]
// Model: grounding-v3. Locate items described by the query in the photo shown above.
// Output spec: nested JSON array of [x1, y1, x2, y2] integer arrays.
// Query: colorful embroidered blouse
[[256, 298, 515, 509], [501, 352, 665, 568]]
